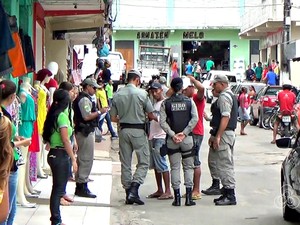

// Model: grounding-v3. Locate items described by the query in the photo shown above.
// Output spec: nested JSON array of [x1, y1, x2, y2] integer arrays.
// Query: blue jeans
[[98, 112, 117, 137], [48, 149, 70, 225], [0, 171, 18, 225], [192, 134, 204, 167]]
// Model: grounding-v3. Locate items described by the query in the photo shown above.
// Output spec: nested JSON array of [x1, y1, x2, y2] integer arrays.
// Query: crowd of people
[[171, 56, 215, 80], [245, 59, 280, 85], [1, 56, 297, 224], [109, 69, 238, 208], [237, 59, 300, 144]]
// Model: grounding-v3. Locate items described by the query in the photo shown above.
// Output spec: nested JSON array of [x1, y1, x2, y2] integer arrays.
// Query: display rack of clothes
[[0, 1, 35, 78]]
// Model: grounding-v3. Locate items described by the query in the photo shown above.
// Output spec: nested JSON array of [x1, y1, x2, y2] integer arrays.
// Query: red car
[[250, 85, 282, 128]]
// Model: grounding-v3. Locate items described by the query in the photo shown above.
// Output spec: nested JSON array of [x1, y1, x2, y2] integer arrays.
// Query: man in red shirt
[[271, 81, 297, 144], [183, 75, 205, 200]]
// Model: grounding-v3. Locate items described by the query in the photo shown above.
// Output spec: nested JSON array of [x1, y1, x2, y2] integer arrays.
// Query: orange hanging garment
[[8, 32, 27, 77]]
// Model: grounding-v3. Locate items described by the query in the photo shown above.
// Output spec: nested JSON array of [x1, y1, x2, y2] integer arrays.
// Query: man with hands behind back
[[160, 77, 198, 207]]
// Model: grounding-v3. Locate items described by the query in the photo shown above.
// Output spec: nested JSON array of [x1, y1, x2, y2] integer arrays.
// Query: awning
[[39, 0, 105, 32]]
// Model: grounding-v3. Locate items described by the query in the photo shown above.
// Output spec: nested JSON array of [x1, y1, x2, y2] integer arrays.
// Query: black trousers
[[47, 148, 70, 225]]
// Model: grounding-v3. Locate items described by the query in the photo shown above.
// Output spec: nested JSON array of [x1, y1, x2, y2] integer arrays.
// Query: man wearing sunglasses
[[73, 78, 108, 198]]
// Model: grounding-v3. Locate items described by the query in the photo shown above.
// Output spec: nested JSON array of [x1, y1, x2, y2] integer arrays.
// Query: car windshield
[[265, 87, 281, 96]]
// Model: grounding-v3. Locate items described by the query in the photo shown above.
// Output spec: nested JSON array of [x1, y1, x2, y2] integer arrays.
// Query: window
[[266, 87, 281, 96], [139, 40, 164, 47]]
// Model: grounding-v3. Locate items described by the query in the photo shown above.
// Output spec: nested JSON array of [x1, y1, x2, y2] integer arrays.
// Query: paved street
[[14, 115, 300, 225], [110, 121, 298, 225]]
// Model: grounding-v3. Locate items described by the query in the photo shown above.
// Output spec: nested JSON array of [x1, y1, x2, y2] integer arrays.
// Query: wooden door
[[115, 41, 134, 71]]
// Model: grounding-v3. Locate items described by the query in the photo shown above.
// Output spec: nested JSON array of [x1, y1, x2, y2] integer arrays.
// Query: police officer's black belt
[[120, 123, 145, 130]]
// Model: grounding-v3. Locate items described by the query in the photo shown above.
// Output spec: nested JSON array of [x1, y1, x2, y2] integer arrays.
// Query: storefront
[[112, 29, 250, 74], [1, 0, 107, 85]]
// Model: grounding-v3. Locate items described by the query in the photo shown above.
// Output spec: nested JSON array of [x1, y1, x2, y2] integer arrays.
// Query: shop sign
[[260, 30, 283, 49], [137, 31, 169, 39], [183, 31, 204, 39]]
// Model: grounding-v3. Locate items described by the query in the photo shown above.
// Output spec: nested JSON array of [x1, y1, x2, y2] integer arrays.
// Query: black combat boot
[[185, 187, 196, 206], [172, 189, 181, 206], [127, 182, 144, 205], [125, 189, 133, 205], [201, 179, 221, 195], [75, 183, 97, 198], [213, 187, 226, 203], [75, 183, 83, 196], [84, 183, 97, 198], [215, 188, 237, 206]]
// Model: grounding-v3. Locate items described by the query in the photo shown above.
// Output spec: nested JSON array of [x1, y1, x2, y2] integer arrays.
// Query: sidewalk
[[14, 136, 116, 225]]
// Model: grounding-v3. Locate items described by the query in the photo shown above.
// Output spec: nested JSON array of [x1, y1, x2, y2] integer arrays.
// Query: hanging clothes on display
[[28, 86, 39, 181], [36, 85, 47, 135], [6, 95, 22, 133], [24, 34, 35, 72], [19, 88, 36, 138], [8, 15, 27, 78], [0, 1, 15, 76], [73, 49, 79, 70], [29, 121, 39, 181], [19, 28, 35, 72]]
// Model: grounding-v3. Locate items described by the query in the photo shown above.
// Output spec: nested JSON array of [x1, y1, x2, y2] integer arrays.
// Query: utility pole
[[282, 0, 292, 80]]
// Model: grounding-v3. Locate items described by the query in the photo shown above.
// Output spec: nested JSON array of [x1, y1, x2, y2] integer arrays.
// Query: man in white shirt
[[147, 82, 172, 200]]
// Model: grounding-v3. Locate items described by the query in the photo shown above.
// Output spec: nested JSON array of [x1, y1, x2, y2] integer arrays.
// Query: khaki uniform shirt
[[217, 87, 234, 118], [217, 87, 235, 148], [110, 84, 154, 123], [78, 97, 92, 119]]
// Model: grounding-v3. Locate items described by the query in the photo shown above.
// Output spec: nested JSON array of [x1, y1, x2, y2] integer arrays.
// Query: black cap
[[170, 77, 183, 92], [149, 82, 162, 90]]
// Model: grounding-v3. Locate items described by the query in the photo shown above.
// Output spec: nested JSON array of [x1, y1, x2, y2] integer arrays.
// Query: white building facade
[[239, 0, 300, 85], [112, 0, 253, 74]]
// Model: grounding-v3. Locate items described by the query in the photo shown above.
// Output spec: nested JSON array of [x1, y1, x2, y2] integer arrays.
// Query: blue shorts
[[238, 107, 250, 121], [149, 138, 169, 173], [192, 134, 203, 167]]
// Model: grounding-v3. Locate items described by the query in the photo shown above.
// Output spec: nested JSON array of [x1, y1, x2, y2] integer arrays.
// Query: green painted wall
[[2, 0, 34, 83], [113, 29, 250, 71]]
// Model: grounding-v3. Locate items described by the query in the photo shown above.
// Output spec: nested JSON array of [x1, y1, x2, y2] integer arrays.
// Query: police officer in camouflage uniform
[[208, 74, 238, 206], [73, 78, 107, 198], [110, 69, 157, 205], [160, 77, 198, 207]]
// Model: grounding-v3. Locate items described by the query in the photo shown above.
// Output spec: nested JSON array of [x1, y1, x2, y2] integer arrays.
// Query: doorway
[[115, 41, 134, 71], [182, 40, 230, 74]]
